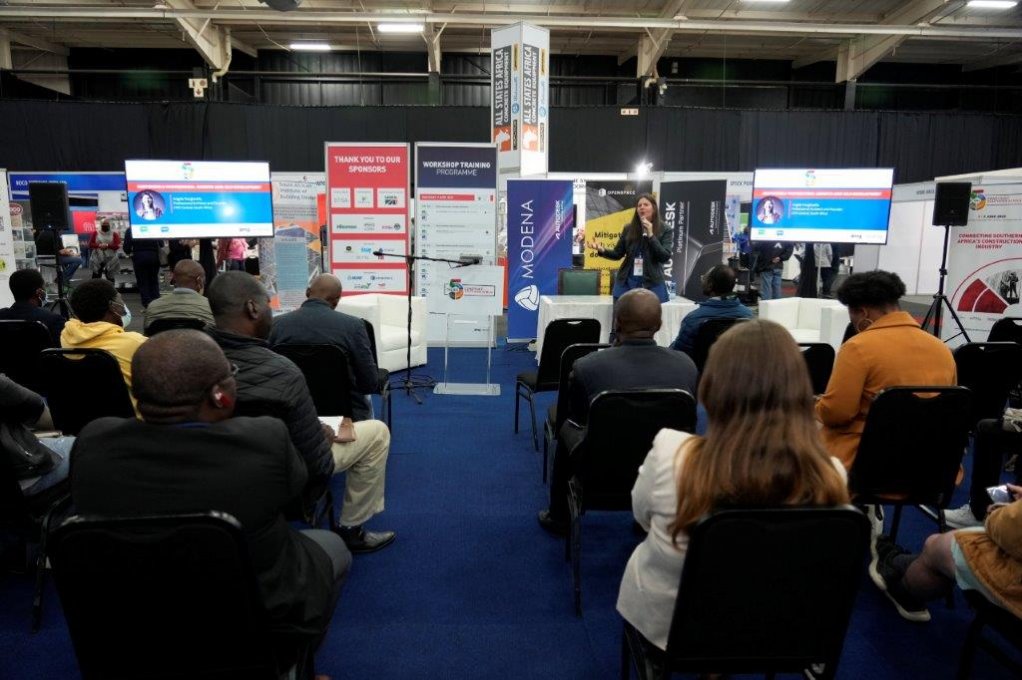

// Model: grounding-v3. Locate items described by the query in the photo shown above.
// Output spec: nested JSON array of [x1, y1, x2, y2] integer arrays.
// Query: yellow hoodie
[[60, 319, 147, 395]]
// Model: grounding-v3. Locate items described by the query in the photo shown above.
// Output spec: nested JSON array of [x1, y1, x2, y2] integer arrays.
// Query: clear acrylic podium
[[433, 313, 500, 396]]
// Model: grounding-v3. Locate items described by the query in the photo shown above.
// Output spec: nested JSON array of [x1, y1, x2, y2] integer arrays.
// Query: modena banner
[[491, 22, 550, 177], [325, 143, 410, 295], [945, 183, 1022, 344], [581, 180, 653, 295], [415, 143, 499, 344], [660, 180, 728, 302], [506, 179, 573, 340]]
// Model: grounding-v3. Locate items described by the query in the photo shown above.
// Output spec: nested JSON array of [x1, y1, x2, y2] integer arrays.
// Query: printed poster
[[660, 180, 728, 302], [264, 172, 327, 311]]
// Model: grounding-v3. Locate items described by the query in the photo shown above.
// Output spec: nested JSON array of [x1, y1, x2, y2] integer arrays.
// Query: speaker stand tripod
[[920, 223, 970, 344], [41, 227, 72, 319]]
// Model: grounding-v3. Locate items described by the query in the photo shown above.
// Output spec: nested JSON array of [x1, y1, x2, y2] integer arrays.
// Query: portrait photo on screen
[[755, 196, 784, 225], [133, 191, 165, 220]]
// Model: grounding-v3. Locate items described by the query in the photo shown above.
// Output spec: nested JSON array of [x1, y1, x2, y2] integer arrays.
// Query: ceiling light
[[289, 42, 332, 51], [377, 22, 425, 33], [967, 0, 1017, 7]]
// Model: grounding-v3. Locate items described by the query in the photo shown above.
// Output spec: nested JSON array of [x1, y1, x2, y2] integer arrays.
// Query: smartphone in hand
[[987, 485, 1012, 504]]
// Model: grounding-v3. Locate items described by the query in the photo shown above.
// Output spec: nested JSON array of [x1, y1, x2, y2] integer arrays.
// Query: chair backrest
[[842, 322, 856, 345], [537, 318, 601, 389], [557, 268, 600, 295], [954, 342, 1022, 426], [575, 388, 696, 510], [850, 386, 974, 506], [988, 316, 1022, 343], [552, 342, 610, 434], [362, 319, 381, 365], [38, 348, 135, 436], [799, 342, 836, 395], [144, 316, 207, 337], [0, 320, 54, 395], [690, 317, 748, 373], [49, 512, 283, 680], [272, 343, 354, 417], [0, 437, 34, 533], [665, 507, 869, 675]]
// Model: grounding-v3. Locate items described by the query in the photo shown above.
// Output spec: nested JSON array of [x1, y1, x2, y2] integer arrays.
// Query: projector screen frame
[[124, 159, 275, 240], [748, 167, 895, 246]]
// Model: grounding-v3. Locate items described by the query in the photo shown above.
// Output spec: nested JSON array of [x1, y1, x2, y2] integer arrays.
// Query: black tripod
[[371, 249, 473, 404], [920, 224, 970, 344], [40, 226, 72, 319]]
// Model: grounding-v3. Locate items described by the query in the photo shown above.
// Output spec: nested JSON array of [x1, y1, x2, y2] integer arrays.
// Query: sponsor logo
[[514, 284, 540, 311], [9, 204, 22, 216], [181, 162, 195, 180], [804, 170, 816, 187], [448, 279, 464, 300], [970, 190, 987, 211]]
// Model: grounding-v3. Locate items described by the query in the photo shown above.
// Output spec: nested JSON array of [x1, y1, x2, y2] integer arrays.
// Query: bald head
[[307, 274, 343, 308], [614, 289, 662, 342], [131, 329, 236, 424], [171, 259, 205, 293], [208, 271, 273, 340]]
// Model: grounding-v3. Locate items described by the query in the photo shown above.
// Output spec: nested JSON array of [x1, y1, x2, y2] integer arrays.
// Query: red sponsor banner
[[72, 210, 97, 235], [753, 189, 893, 200], [418, 193, 477, 202], [325, 143, 411, 295]]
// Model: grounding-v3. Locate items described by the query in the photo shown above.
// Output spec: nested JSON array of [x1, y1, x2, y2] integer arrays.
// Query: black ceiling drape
[[0, 100, 1019, 183]]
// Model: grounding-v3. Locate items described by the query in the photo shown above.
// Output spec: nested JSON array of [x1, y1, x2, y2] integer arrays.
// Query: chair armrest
[[411, 296, 427, 335], [758, 298, 800, 328], [337, 296, 383, 330], [820, 305, 849, 351]]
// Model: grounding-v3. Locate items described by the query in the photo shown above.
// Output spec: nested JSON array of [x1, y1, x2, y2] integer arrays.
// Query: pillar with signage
[[491, 22, 550, 180]]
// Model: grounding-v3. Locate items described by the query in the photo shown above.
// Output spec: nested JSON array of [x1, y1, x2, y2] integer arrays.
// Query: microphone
[[372, 249, 385, 258], [458, 254, 482, 266]]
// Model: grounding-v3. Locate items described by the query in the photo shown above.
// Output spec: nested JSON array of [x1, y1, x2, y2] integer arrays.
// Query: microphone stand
[[371, 249, 478, 404]]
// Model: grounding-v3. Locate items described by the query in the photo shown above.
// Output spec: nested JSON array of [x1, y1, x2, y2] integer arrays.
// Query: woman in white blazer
[[617, 319, 850, 650]]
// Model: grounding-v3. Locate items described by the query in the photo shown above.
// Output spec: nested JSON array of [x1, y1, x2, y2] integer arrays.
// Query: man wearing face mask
[[87, 220, 122, 283], [61, 279, 147, 392], [816, 270, 956, 470], [0, 269, 66, 345]]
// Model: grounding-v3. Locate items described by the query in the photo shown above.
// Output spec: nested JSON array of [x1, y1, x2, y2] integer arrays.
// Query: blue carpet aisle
[[1, 343, 1019, 679]]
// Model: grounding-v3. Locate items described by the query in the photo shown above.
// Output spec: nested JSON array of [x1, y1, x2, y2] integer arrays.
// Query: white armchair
[[336, 294, 427, 372], [757, 297, 847, 350]]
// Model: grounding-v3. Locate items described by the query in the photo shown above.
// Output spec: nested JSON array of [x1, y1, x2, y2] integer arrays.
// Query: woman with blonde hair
[[617, 319, 850, 650]]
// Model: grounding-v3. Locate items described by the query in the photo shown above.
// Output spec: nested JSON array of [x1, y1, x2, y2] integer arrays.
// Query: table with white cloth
[[534, 295, 698, 360]]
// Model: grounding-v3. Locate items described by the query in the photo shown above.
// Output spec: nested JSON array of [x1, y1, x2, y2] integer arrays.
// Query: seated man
[[142, 259, 215, 333], [71, 330, 349, 665], [538, 289, 699, 535], [670, 264, 753, 355], [34, 226, 83, 285], [0, 269, 66, 345], [61, 279, 146, 391], [269, 274, 380, 422], [207, 272, 395, 554], [871, 484, 1022, 623], [0, 374, 73, 502]]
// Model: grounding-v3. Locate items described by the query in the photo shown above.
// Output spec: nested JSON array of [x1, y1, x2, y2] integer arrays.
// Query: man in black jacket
[[0, 269, 66, 345], [754, 240, 793, 301], [71, 330, 349, 665], [538, 289, 698, 535], [123, 227, 162, 308], [207, 272, 395, 554]]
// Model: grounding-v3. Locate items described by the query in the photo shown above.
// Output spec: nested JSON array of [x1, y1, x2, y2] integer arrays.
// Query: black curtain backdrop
[[1, 100, 1020, 182]]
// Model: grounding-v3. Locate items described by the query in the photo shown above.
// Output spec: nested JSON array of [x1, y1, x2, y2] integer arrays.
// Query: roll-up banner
[[506, 179, 573, 341], [945, 183, 1022, 344], [265, 172, 326, 312], [0, 170, 15, 308], [325, 143, 410, 295], [491, 22, 549, 178], [415, 143, 499, 345], [659, 180, 728, 302], [581, 180, 653, 295]]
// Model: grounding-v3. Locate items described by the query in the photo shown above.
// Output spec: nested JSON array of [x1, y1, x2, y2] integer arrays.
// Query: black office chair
[[144, 316, 208, 337], [987, 316, 1022, 343], [516, 318, 601, 451], [542, 342, 610, 482], [0, 320, 54, 395], [957, 590, 1022, 680], [688, 317, 748, 374], [557, 268, 601, 295], [37, 348, 135, 436], [849, 386, 974, 539], [49, 512, 302, 679], [842, 322, 856, 345], [272, 343, 355, 418], [362, 319, 392, 428], [566, 388, 697, 615], [622, 507, 870, 680], [0, 442, 70, 633], [953, 342, 1022, 429], [799, 342, 836, 395]]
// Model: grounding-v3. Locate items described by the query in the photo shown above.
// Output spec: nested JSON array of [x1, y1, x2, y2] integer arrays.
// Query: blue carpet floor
[[1, 344, 1020, 679]]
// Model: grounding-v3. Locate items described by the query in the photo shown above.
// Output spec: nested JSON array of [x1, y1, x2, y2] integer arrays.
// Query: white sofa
[[336, 294, 428, 372], [757, 297, 848, 350]]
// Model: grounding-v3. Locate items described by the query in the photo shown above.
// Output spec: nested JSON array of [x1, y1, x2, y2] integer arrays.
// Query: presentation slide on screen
[[124, 160, 274, 239], [750, 168, 894, 245]]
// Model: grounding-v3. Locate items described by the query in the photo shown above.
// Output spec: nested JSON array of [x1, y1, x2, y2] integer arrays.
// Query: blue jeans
[[61, 256, 83, 283], [612, 278, 670, 303], [759, 269, 783, 300]]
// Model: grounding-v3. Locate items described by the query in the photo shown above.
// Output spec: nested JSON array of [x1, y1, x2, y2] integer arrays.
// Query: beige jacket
[[956, 499, 1022, 618]]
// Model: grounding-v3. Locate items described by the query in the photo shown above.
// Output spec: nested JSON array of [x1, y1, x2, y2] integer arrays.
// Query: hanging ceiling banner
[[491, 22, 550, 178]]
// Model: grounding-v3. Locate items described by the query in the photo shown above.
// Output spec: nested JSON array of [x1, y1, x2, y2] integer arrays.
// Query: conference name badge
[[633, 257, 644, 278]]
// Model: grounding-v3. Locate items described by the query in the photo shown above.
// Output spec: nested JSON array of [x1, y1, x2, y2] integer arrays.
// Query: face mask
[[114, 302, 131, 328]]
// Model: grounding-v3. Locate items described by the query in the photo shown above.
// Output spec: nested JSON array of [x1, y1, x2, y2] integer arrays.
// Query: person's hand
[[585, 239, 599, 251], [321, 423, 336, 442], [641, 218, 653, 236], [1007, 483, 1022, 501], [771, 256, 780, 263]]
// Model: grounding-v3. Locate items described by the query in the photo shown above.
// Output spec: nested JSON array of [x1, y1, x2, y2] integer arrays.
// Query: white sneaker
[[865, 505, 884, 572], [945, 504, 982, 529]]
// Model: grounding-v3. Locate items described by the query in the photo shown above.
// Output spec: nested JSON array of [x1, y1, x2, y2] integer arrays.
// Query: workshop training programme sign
[[415, 143, 499, 344], [325, 143, 410, 295]]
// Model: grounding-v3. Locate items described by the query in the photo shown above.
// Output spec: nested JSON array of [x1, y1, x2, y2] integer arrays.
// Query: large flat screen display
[[749, 168, 894, 245], [124, 160, 273, 239]]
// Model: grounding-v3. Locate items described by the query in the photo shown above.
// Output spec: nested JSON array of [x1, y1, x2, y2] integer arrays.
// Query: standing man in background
[[754, 240, 793, 301], [123, 227, 162, 308]]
